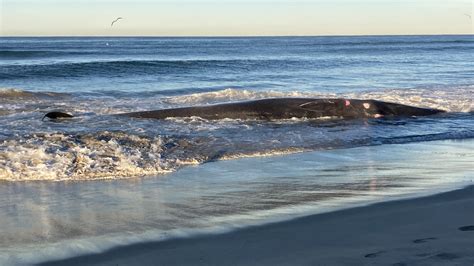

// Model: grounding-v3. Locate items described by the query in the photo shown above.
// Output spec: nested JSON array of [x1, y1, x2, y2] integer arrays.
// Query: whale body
[[42, 111, 73, 121], [122, 98, 444, 120], [42, 98, 445, 121]]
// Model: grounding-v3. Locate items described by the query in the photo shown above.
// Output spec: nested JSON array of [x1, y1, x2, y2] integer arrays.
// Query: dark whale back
[[124, 98, 444, 120], [42, 111, 74, 121]]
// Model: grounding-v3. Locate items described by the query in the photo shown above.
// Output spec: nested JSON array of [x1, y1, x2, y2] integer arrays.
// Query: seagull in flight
[[465, 13, 472, 20], [111, 17, 123, 27]]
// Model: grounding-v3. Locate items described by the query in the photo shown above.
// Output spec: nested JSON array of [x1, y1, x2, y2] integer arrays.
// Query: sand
[[41, 185, 474, 266]]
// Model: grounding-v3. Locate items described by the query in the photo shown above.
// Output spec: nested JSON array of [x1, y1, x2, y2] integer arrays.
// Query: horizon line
[[1, 33, 473, 38]]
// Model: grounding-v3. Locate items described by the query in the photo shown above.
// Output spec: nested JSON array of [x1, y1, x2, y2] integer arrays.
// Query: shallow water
[[1, 140, 473, 265], [0, 87, 472, 181]]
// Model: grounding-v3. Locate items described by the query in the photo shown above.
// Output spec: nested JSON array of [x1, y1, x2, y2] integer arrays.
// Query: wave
[[0, 50, 53, 59], [0, 58, 311, 79], [0, 86, 472, 117], [1, 86, 472, 182], [166, 86, 474, 113], [0, 88, 69, 101], [1, 114, 472, 181], [0, 50, 90, 59], [322, 40, 474, 47], [0, 132, 171, 181], [345, 87, 474, 113]]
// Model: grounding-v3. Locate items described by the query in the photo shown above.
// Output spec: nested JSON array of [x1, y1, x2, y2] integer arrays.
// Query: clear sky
[[1, 0, 472, 36]]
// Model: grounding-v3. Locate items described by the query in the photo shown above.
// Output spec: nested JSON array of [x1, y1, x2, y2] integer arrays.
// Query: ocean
[[0, 36, 473, 264]]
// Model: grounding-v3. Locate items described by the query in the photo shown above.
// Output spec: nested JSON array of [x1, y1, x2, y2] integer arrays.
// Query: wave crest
[[0, 88, 69, 100], [165, 88, 332, 105], [0, 132, 168, 181], [167, 86, 474, 113]]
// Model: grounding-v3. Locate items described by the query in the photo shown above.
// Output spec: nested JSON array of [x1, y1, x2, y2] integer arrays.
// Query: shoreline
[[41, 185, 474, 266]]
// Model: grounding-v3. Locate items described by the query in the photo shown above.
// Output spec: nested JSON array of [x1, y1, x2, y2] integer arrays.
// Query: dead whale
[[122, 98, 444, 120], [43, 98, 445, 121]]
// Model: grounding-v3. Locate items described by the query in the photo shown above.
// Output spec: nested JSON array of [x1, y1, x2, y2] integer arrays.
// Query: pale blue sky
[[1, 0, 472, 36]]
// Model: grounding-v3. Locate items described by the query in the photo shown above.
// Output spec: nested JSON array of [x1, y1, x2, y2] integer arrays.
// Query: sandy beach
[[41, 185, 474, 266]]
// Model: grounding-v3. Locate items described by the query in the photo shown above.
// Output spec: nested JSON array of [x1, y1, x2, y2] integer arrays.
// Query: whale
[[42, 98, 445, 121], [121, 98, 445, 120], [42, 111, 74, 121]]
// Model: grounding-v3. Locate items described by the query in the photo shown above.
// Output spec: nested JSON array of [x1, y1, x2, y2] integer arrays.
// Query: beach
[[1, 0, 474, 261], [41, 185, 474, 266], [0, 36, 473, 265]]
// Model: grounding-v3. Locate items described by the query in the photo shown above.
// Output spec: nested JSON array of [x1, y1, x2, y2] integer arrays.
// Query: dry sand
[[41, 185, 474, 266]]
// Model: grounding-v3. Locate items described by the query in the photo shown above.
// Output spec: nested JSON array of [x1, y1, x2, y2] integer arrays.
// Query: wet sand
[[41, 185, 474, 266]]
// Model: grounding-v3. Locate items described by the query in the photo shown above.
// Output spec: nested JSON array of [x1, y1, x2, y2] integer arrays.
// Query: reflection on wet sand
[[0, 140, 472, 264]]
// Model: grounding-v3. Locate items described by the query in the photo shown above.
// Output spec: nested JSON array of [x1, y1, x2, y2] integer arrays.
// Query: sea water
[[0, 36, 473, 264]]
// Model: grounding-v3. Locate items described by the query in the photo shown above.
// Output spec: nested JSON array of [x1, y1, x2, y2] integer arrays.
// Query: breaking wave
[[167, 86, 474, 113], [0, 85, 473, 181], [1, 120, 473, 181], [0, 88, 69, 100]]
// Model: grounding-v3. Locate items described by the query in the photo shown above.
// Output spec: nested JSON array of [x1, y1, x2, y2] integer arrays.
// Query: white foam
[[0, 132, 172, 181], [1, 86, 471, 118], [345, 85, 474, 113], [220, 147, 308, 160], [165, 88, 334, 106], [165, 86, 474, 112]]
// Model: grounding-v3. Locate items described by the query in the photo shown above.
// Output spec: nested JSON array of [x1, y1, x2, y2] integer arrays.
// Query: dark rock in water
[[42, 111, 74, 121]]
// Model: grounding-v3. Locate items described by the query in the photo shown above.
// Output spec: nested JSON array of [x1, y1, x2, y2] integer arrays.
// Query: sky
[[0, 0, 472, 36]]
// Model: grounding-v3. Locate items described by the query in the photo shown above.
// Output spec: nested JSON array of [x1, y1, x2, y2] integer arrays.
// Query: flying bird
[[465, 13, 472, 20], [111, 17, 123, 27]]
